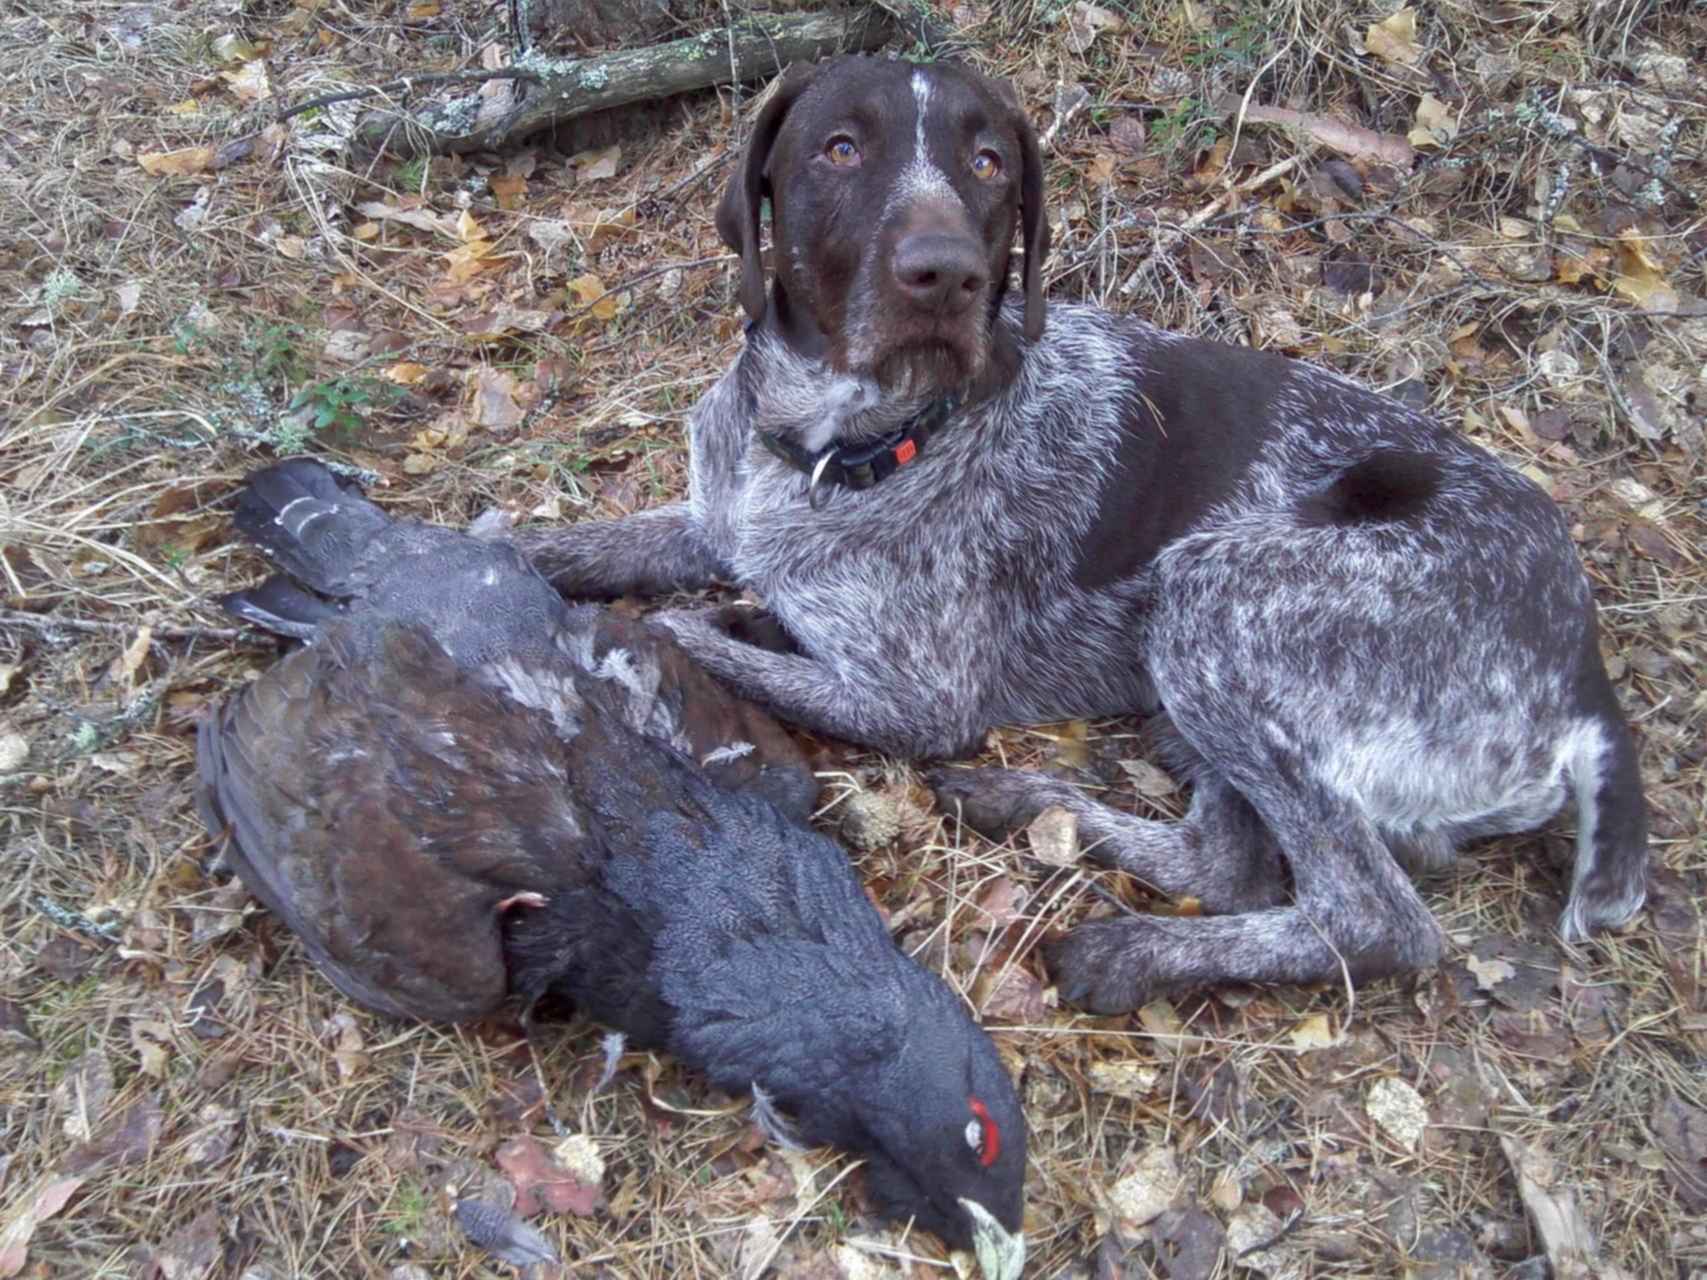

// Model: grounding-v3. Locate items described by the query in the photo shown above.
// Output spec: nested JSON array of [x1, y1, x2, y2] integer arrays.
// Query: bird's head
[[856, 983, 1027, 1280]]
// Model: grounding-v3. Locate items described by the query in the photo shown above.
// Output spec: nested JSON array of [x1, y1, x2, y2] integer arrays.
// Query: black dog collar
[[758, 395, 959, 509]]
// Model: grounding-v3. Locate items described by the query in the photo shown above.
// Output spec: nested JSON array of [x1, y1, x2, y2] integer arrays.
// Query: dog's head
[[716, 56, 1050, 400]]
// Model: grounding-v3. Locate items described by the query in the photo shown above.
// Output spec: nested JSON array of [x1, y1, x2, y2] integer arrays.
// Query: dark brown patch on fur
[[1070, 340, 1288, 591], [1296, 451, 1444, 527]]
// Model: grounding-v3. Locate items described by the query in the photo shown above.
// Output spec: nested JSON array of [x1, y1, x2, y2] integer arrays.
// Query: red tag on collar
[[893, 438, 918, 465]]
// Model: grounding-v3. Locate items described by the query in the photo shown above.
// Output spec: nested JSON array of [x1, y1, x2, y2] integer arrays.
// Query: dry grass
[[2, 0, 1705, 1276]]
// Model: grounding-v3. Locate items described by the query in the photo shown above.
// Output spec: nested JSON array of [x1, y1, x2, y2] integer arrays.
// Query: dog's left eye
[[971, 150, 1001, 179], [825, 137, 861, 167]]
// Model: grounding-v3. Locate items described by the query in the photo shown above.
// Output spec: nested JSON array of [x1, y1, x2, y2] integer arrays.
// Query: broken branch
[[350, 10, 893, 157]]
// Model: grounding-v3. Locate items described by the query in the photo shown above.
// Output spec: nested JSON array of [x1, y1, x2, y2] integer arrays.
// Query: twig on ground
[[1119, 156, 1301, 296]]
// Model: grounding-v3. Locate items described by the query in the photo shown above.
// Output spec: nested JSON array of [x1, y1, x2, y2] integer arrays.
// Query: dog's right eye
[[824, 137, 861, 167]]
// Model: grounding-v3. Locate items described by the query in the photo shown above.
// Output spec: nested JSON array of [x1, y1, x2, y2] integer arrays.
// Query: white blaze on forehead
[[893, 68, 957, 209], [913, 69, 931, 153]]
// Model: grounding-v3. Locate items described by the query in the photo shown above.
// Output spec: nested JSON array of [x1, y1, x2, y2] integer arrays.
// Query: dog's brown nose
[[892, 233, 988, 312]]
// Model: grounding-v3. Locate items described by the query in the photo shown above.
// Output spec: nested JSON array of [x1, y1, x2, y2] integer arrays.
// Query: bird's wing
[[196, 622, 589, 1022]]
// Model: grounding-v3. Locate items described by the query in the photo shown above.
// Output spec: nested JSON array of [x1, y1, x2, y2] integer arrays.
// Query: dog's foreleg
[[652, 609, 980, 759], [512, 504, 729, 598]]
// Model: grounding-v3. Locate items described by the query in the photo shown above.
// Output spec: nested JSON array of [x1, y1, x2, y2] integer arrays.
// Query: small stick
[[1119, 155, 1301, 296], [0, 607, 248, 645]]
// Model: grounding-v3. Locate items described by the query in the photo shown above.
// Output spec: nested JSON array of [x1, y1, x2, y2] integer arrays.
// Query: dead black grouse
[[196, 459, 1026, 1276]]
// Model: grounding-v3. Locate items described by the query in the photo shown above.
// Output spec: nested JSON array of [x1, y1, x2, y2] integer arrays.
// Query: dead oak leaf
[[139, 146, 215, 177], [0, 1174, 87, 1278], [495, 1135, 603, 1217], [469, 369, 525, 434], [1612, 229, 1680, 311], [1652, 1095, 1707, 1211], [1408, 93, 1458, 148], [1364, 8, 1421, 65], [62, 1091, 165, 1173], [1465, 954, 1516, 990], [1025, 806, 1078, 867], [973, 963, 1048, 1023]]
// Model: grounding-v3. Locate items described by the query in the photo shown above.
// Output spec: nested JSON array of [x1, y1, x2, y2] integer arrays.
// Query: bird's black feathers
[[198, 458, 1026, 1260]]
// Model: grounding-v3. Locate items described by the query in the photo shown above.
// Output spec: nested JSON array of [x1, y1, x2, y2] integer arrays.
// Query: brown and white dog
[[516, 55, 1648, 1013]]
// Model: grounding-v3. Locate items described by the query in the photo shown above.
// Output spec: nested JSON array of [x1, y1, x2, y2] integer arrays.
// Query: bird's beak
[[958, 1197, 1026, 1280]]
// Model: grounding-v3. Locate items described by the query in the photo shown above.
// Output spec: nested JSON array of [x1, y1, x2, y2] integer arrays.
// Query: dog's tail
[[221, 458, 392, 638], [1558, 635, 1648, 941]]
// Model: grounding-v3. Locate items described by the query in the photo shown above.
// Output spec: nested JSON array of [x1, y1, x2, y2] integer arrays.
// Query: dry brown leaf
[[464, 303, 556, 342], [62, 1092, 164, 1173], [1025, 806, 1078, 867], [184, 1103, 240, 1166], [1408, 94, 1457, 148], [355, 200, 456, 237], [470, 369, 525, 433], [565, 273, 621, 321], [1288, 1012, 1337, 1052], [406, 0, 441, 15], [569, 145, 621, 182], [1465, 954, 1516, 990], [1064, 1, 1124, 53], [1138, 999, 1184, 1056], [444, 238, 503, 285], [491, 173, 528, 209], [385, 361, 432, 385], [1118, 758, 1177, 798], [496, 1135, 604, 1217], [1364, 8, 1421, 65], [1086, 1059, 1160, 1099], [151, 1207, 221, 1280], [1652, 1095, 1707, 1211], [1611, 229, 1680, 310], [129, 1019, 172, 1078], [1105, 1146, 1182, 1231], [974, 964, 1047, 1022], [1043, 718, 1091, 768], [0, 1174, 87, 1277], [139, 147, 215, 177], [329, 1012, 366, 1079], [221, 59, 271, 102], [1086, 151, 1116, 185], [974, 876, 1028, 927]]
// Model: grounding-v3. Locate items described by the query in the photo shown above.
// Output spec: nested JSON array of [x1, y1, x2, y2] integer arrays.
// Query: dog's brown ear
[[988, 76, 1050, 341], [715, 63, 817, 325], [1013, 95, 1050, 341]]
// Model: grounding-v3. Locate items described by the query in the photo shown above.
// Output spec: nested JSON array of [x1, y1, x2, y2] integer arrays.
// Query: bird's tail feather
[[230, 458, 391, 594]]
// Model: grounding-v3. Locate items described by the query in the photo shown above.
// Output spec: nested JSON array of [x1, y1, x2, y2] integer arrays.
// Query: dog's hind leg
[[1045, 782, 1443, 1013], [930, 767, 1288, 914]]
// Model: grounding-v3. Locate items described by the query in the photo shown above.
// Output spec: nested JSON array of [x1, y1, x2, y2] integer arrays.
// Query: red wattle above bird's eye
[[968, 1096, 1000, 1168]]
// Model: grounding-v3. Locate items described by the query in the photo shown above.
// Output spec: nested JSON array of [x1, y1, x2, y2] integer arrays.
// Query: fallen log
[[349, 10, 893, 157]]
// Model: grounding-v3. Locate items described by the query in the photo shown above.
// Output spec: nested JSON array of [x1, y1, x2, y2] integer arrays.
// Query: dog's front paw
[[1044, 919, 1174, 1015], [650, 606, 722, 645], [928, 766, 1073, 839]]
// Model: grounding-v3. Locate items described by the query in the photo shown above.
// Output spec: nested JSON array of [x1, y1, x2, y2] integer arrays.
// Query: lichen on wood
[[354, 10, 893, 157]]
